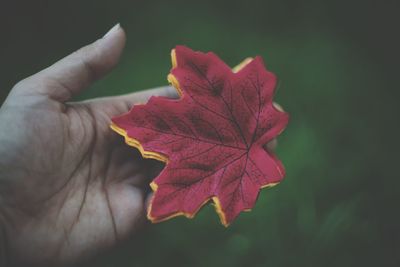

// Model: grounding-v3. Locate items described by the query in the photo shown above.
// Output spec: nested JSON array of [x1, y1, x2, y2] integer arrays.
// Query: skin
[[0, 24, 280, 266], [0, 25, 177, 266]]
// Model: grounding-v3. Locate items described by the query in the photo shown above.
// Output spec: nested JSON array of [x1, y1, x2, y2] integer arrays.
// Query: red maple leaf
[[111, 46, 289, 226]]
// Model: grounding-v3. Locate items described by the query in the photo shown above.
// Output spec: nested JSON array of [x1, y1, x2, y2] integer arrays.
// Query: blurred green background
[[1, 0, 399, 266]]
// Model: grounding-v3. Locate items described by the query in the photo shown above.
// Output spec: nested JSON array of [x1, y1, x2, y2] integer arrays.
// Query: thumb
[[12, 24, 126, 102]]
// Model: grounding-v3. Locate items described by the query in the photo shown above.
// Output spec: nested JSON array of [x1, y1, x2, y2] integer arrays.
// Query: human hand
[[0, 24, 176, 266]]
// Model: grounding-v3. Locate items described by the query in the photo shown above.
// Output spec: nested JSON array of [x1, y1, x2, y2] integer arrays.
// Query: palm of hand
[[1, 95, 159, 264], [0, 25, 173, 266]]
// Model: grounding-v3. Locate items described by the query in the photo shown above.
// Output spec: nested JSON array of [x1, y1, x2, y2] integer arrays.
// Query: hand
[[0, 24, 176, 266]]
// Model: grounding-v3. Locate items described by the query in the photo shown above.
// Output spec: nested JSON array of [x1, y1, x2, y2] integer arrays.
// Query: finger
[[123, 89, 281, 110], [145, 192, 154, 213], [86, 85, 179, 115], [115, 85, 179, 111], [114, 89, 280, 113], [13, 24, 126, 102], [265, 138, 278, 152], [264, 102, 284, 153], [125, 85, 179, 104]]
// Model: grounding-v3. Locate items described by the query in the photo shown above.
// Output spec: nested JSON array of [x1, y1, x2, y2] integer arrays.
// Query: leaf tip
[[232, 57, 254, 73], [212, 196, 230, 227], [171, 48, 177, 68], [167, 73, 182, 97], [260, 182, 279, 189]]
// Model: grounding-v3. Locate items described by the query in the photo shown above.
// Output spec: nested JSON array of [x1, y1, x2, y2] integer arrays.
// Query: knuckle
[[12, 78, 30, 91]]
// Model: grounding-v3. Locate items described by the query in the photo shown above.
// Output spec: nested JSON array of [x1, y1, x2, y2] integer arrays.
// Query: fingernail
[[103, 23, 121, 38]]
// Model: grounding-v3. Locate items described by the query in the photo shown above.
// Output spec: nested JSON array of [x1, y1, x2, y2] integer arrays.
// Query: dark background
[[1, 0, 399, 266]]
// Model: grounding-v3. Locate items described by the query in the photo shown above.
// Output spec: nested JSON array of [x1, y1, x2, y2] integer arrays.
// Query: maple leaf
[[111, 46, 289, 226]]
